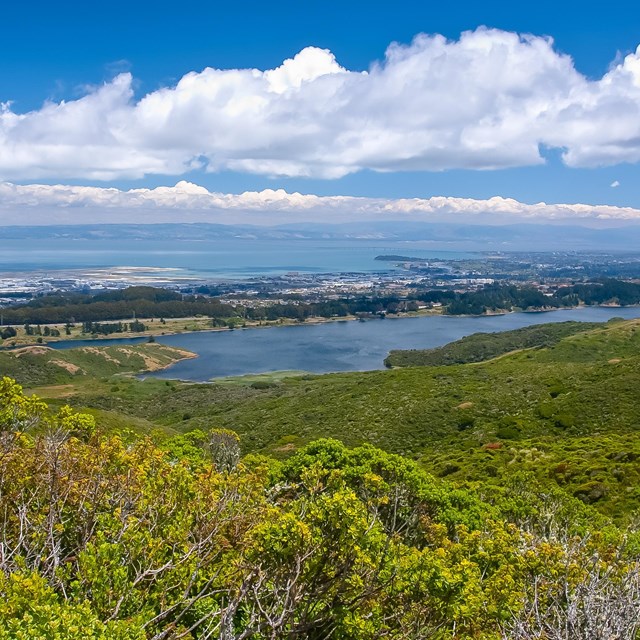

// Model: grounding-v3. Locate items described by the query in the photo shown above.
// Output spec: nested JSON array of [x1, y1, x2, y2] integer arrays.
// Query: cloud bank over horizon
[[2, 180, 640, 225], [1, 28, 640, 182]]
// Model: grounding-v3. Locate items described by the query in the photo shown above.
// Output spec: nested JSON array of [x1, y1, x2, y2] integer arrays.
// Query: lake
[[50, 306, 640, 380]]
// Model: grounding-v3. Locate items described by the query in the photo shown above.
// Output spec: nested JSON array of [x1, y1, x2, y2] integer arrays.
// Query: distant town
[[3, 251, 640, 309]]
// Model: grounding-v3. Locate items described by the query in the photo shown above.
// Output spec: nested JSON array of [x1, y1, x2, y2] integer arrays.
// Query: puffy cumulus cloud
[[0, 74, 186, 180], [11, 35, 640, 175], [1, 30, 640, 180], [2, 181, 640, 223]]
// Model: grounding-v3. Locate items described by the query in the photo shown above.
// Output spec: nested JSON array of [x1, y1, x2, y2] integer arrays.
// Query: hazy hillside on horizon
[[3, 220, 640, 251]]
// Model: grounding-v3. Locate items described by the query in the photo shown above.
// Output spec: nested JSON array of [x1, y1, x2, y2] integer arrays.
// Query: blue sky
[[4, 0, 639, 101], [1, 0, 640, 223]]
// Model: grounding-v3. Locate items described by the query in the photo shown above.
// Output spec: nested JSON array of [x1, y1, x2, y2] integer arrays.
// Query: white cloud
[[1, 29, 640, 180], [611, 180, 621, 187], [2, 180, 640, 224]]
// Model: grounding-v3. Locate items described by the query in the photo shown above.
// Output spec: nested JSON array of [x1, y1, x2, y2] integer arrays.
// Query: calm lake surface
[[51, 306, 640, 380]]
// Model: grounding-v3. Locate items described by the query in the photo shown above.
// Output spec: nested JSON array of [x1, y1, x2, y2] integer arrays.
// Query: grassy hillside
[[12, 318, 634, 522], [64, 318, 640, 447], [384, 320, 604, 367], [0, 342, 195, 386]]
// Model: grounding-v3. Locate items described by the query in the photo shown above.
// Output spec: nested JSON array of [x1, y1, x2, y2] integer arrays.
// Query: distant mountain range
[[3, 221, 640, 251]]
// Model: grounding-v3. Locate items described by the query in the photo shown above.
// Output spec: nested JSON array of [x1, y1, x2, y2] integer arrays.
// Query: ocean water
[[0, 238, 475, 279], [50, 306, 640, 380]]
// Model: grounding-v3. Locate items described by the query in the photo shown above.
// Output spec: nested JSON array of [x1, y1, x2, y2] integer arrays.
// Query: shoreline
[[10, 306, 640, 387], [2, 303, 636, 351], [1, 310, 441, 349]]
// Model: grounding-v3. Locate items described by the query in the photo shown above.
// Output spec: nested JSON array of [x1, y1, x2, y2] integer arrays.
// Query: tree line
[[80, 320, 148, 335], [2, 279, 640, 326]]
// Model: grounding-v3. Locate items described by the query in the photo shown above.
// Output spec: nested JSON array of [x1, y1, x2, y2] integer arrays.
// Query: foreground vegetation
[[1, 379, 639, 639], [3, 317, 640, 636]]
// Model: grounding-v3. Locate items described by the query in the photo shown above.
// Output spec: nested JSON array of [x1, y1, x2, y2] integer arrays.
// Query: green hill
[[23, 318, 640, 523], [0, 342, 195, 386], [384, 320, 604, 367], [68, 318, 640, 448]]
